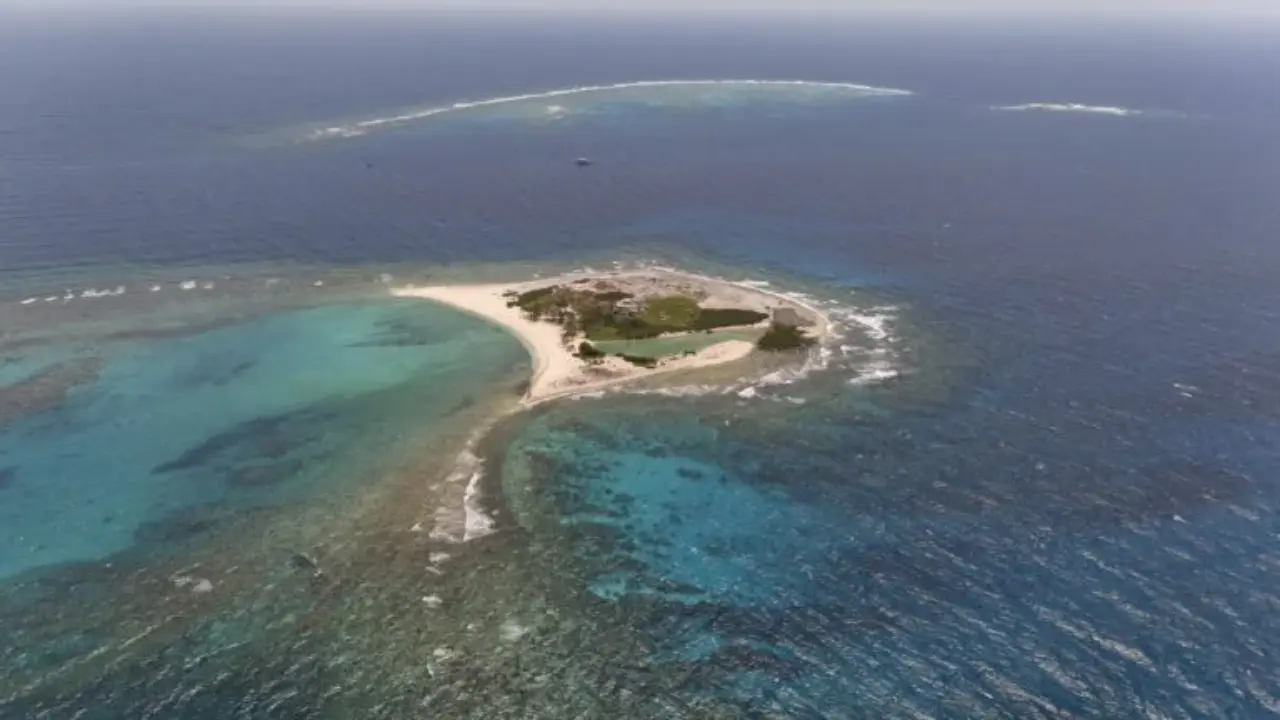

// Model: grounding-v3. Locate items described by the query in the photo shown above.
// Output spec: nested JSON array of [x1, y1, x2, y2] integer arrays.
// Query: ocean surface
[[2, 12, 1280, 718]]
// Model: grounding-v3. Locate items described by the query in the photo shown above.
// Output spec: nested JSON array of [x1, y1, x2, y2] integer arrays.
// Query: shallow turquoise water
[[0, 296, 525, 578]]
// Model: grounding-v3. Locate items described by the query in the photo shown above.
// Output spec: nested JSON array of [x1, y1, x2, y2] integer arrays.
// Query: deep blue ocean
[[2, 11, 1280, 718]]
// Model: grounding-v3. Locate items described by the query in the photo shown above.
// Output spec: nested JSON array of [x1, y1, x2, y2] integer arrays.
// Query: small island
[[394, 268, 825, 405]]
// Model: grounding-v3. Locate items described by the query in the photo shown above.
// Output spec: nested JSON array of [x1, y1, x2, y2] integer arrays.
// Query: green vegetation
[[511, 286, 560, 319], [513, 283, 775, 361], [514, 286, 555, 306], [691, 308, 769, 331], [576, 341, 605, 360], [584, 315, 666, 342], [640, 295, 701, 328], [582, 292, 767, 342], [618, 354, 658, 368], [594, 290, 633, 303], [756, 323, 816, 352]]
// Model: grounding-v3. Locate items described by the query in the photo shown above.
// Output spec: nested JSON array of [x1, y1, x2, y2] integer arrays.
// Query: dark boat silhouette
[[575, 157, 593, 167]]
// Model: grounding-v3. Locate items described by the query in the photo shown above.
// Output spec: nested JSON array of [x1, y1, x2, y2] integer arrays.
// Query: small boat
[[575, 157, 593, 167]]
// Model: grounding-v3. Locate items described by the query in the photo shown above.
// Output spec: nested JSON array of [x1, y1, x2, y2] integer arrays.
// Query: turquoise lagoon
[[0, 256, 916, 718]]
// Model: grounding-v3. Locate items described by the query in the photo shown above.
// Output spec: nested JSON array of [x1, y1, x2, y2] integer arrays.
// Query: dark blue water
[[3, 11, 1280, 717]]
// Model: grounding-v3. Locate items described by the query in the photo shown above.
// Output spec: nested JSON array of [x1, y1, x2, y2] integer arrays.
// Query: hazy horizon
[[4, 0, 1280, 23]]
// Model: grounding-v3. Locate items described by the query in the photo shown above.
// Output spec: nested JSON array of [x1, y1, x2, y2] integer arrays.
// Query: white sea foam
[[630, 384, 723, 398], [462, 461, 494, 542], [149, 285, 162, 293], [19, 297, 36, 305], [612, 262, 906, 400], [762, 298, 902, 394], [994, 102, 1141, 117], [848, 363, 901, 386], [305, 79, 913, 142], [50, 285, 129, 301], [500, 618, 530, 642], [846, 308, 896, 342], [180, 280, 197, 291], [428, 440, 497, 543], [171, 575, 214, 594], [427, 525, 456, 543]]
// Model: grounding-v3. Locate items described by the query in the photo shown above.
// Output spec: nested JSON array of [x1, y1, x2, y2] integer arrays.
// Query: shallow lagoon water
[[0, 294, 527, 578]]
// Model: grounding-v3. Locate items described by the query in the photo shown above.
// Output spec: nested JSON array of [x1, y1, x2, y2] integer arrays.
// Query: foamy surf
[[848, 362, 901, 386], [78, 286, 127, 299], [427, 435, 498, 543], [628, 384, 725, 398], [993, 102, 1142, 117], [604, 262, 905, 401], [303, 79, 914, 142], [10, 274, 351, 308], [462, 462, 494, 542], [16, 286, 127, 306]]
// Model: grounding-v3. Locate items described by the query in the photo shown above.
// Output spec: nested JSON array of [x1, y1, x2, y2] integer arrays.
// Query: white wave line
[[308, 79, 913, 140], [462, 458, 494, 542], [425, 428, 498, 543], [993, 102, 1141, 117], [611, 261, 904, 397]]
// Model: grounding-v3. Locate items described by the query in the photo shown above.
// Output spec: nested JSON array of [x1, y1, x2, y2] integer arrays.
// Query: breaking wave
[[8, 274, 367, 308], [302, 79, 914, 142], [608, 262, 904, 401], [992, 102, 1143, 117], [426, 441, 496, 544]]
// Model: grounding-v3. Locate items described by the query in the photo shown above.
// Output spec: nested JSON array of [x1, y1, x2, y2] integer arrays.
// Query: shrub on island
[[756, 323, 815, 351], [513, 286, 560, 318], [618, 354, 659, 369], [521, 285, 775, 347], [576, 341, 606, 360], [691, 308, 769, 331]]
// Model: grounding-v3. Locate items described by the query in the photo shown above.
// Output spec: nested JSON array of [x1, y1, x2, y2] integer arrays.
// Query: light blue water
[[0, 297, 525, 578]]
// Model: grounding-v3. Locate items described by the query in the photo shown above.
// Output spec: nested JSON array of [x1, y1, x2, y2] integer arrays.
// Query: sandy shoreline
[[393, 268, 827, 405]]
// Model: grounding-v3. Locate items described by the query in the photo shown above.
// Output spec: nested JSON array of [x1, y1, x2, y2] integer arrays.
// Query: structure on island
[[393, 268, 824, 406]]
